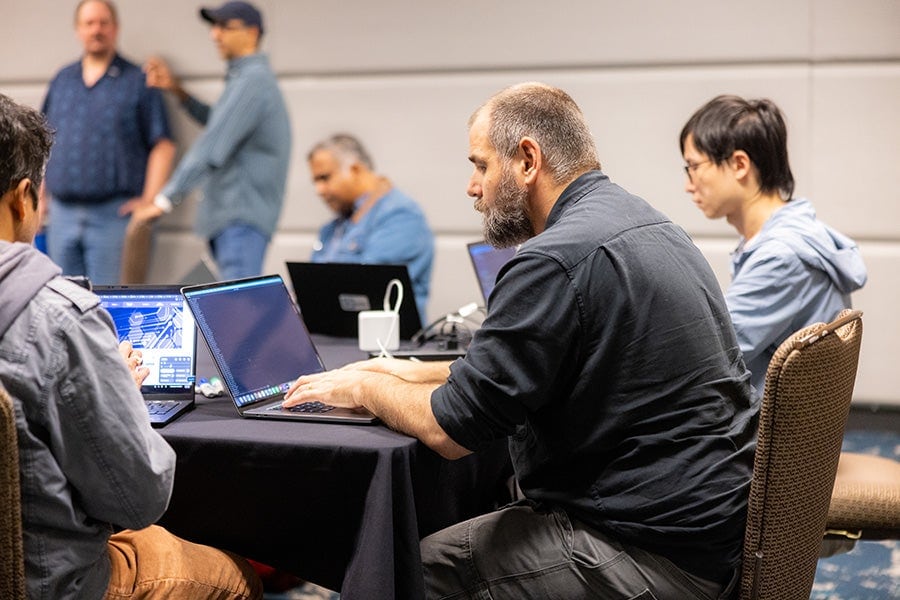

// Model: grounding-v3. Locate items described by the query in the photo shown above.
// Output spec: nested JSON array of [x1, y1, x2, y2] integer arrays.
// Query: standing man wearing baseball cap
[[138, 2, 291, 280]]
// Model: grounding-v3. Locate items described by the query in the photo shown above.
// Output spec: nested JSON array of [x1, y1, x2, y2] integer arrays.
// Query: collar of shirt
[[226, 52, 267, 79]]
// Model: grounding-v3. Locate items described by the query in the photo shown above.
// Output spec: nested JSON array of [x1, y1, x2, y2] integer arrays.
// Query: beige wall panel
[[809, 65, 900, 238], [846, 243, 900, 405], [270, 0, 810, 73], [0, 0, 814, 82], [813, 0, 900, 59]]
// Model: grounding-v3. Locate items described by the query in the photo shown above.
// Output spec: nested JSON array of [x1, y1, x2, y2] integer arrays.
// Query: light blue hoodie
[[726, 198, 868, 396]]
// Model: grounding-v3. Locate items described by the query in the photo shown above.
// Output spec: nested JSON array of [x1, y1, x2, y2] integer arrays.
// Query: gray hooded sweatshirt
[[0, 241, 175, 600]]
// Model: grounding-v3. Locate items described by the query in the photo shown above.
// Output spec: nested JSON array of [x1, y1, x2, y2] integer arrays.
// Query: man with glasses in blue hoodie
[[680, 94, 867, 395]]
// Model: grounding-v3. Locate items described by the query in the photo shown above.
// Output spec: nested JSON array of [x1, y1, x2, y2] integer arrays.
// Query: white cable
[[375, 278, 403, 357], [457, 302, 479, 318], [383, 278, 403, 312]]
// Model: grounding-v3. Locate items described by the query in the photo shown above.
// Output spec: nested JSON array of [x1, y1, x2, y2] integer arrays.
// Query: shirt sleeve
[[138, 86, 172, 148], [183, 94, 211, 125], [726, 242, 810, 366], [54, 306, 176, 529], [431, 251, 582, 451], [162, 71, 265, 203]]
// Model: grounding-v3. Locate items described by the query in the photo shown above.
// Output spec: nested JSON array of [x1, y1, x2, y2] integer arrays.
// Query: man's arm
[[727, 246, 810, 363], [284, 365, 470, 460], [341, 357, 452, 383], [54, 303, 175, 528], [118, 138, 175, 217], [144, 57, 211, 123]]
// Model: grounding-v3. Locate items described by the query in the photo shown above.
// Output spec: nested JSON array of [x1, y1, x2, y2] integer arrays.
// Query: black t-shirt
[[432, 171, 757, 583]]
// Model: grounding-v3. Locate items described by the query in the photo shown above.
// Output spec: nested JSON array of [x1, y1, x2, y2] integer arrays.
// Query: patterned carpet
[[265, 423, 900, 600]]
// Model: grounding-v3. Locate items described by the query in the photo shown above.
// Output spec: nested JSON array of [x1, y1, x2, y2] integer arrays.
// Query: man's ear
[[7, 179, 31, 222], [518, 137, 542, 185], [730, 150, 754, 182]]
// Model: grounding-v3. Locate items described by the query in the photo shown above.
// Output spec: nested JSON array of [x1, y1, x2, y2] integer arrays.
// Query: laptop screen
[[182, 276, 324, 408], [466, 241, 517, 302], [94, 286, 196, 395], [285, 262, 423, 339]]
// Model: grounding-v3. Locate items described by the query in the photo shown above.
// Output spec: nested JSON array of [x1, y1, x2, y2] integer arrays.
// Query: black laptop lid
[[466, 241, 517, 303], [286, 262, 422, 340], [182, 275, 325, 409], [93, 285, 197, 398]]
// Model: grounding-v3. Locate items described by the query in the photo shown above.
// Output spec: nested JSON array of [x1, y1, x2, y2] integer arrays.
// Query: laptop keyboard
[[146, 400, 183, 416], [268, 401, 336, 414]]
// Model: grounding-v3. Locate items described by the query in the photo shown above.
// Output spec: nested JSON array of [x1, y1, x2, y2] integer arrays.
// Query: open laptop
[[466, 241, 517, 304], [286, 262, 422, 340], [93, 285, 197, 426], [181, 275, 378, 424]]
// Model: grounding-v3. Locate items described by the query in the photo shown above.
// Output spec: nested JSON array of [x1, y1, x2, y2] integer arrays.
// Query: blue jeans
[[209, 224, 269, 281], [46, 196, 130, 285], [420, 503, 728, 600]]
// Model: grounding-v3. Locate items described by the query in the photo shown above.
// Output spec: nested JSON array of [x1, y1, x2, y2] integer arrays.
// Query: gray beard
[[478, 167, 534, 248]]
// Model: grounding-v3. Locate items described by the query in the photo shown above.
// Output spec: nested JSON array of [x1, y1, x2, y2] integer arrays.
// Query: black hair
[[680, 94, 794, 200], [0, 94, 54, 209]]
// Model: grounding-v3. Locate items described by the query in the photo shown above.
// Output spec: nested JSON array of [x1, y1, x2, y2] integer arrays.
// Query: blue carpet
[[265, 428, 900, 600], [811, 429, 900, 600]]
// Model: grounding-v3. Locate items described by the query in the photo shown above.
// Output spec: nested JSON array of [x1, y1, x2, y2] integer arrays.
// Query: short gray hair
[[307, 133, 374, 171], [472, 82, 600, 184]]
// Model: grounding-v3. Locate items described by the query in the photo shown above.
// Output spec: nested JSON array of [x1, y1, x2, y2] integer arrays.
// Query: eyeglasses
[[683, 160, 712, 182]]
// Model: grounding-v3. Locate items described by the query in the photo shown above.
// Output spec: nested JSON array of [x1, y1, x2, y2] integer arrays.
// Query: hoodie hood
[[0, 241, 61, 338], [740, 198, 867, 294]]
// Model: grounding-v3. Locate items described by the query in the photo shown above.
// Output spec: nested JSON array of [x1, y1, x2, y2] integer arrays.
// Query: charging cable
[[375, 278, 403, 358]]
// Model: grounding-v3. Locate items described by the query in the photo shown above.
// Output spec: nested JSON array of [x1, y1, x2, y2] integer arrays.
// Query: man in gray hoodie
[[0, 93, 261, 599], [680, 95, 867, 395]]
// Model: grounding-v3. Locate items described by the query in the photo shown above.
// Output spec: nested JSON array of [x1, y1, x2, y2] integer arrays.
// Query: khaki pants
[[104, 525, 262, 600]]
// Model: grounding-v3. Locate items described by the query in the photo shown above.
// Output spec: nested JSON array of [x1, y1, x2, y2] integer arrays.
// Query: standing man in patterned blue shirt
[[136, 1, 292, 280], [41, 0, 175, 285]]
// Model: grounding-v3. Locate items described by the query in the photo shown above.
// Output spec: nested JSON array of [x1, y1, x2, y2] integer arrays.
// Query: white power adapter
[[358, 278, 402, 353], [358, 310, 399, 351]]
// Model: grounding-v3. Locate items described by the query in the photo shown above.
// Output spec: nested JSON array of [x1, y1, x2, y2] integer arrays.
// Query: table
[[157, 337, 511, 599]]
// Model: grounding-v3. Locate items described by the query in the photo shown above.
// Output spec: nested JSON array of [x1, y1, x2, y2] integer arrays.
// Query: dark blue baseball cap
[[200, 2, 263, 34]]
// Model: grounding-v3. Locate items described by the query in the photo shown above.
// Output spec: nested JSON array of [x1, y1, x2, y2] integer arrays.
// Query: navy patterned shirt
[[41, 54, 171, 203]]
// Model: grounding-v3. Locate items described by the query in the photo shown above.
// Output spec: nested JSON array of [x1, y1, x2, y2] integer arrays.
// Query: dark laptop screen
[[183, 276, 324, 408]]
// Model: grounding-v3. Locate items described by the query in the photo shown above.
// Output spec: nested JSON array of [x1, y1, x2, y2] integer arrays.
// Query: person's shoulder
[[40, 277, 101, 315], [48, 59, 82, 84], [382, 188, 426, 213]]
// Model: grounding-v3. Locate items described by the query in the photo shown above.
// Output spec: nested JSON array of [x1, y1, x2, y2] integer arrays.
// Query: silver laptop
[[181, 275, 378, 424], [94, 285, 197, 427]]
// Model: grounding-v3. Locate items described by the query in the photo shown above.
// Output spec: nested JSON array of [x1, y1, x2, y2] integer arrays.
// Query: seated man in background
[[0, 93, 260, 600], [308, 133, 434, 319], [680, 94, 867, 394], [286, 83, 756, 599]]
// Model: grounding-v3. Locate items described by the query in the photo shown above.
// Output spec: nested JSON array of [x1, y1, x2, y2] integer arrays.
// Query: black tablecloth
[[157, 336, 511, 599]]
